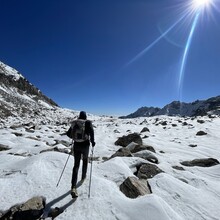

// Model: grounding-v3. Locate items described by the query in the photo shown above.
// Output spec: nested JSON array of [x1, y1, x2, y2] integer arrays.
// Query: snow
[[0, 112, 220, 220], [0, 61, 24, 81]]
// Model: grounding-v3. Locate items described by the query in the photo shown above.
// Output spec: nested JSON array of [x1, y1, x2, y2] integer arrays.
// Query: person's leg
[[81, 145, 90, 180], [71, 148, 81, 188]]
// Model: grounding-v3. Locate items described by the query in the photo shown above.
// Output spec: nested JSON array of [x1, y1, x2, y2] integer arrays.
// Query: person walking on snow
[[69, 111, 95, 198]]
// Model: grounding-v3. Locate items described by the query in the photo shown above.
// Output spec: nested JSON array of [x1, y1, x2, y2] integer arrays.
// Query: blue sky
[[0, 0, 220, 115]]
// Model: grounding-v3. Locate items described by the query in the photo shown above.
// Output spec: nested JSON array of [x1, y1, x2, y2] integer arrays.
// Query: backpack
[[67, 119, 89, 142]]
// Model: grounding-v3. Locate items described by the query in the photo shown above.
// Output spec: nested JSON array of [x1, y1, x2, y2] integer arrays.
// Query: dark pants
[[71, 141, 90, 188]]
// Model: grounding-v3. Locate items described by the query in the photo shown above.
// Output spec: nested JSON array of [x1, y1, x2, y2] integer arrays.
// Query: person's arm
[[88, 121, 95, 147]]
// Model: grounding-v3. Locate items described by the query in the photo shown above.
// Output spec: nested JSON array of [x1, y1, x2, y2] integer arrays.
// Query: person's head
[[78, 111, 87, 120]]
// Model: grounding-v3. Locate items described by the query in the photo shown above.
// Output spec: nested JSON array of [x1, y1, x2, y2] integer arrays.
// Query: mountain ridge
[[120, 96, 220, 118], [0, 61, 59, 120]]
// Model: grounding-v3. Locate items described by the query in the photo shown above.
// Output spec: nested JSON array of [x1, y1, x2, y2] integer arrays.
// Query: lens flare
[[193, 0, 211, 9]]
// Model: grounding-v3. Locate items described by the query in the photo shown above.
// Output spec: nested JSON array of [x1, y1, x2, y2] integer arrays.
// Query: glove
[[91, 141, 96, 147]]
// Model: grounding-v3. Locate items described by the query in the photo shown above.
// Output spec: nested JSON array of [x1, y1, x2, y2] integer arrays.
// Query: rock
[[40, 146, 69, 154], [119, 176, 152, 199], [140, 127, 150, 133], [54, 140, 70, 147], [1, 196, 45, 220], [189, 144, 197, 148], [196, 131, 207, 136], [109, 148, 132, 159], [172, 124, 177, 127], [12, 132, 23, 137], [0, 144, 10, 151], [136, 163, 163, 179], [172, 166, 185, 171], [131, 144, 156, 154], [133, 151, 158, 164], [115, 133, 142, 147], [181, 158, 219, 167], [125, 142, 139, 151], [160, 121, 167, 126], [197, 119, 205, 124]]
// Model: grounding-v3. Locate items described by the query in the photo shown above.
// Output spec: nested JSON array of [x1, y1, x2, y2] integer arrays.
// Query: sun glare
[[192, 0, 211, 9]]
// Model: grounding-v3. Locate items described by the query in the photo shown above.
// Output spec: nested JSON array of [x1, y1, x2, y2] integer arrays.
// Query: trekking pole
[[56, 139, 73, 187], [56, 154, 70, 187], [88, 147, 94, 198]]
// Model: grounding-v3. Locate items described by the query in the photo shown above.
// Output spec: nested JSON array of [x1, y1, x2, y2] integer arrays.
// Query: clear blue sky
[[0, 0, 220, 115]]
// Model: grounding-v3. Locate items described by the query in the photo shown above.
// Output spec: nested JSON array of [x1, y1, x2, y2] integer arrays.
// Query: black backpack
[[67, 119, 89, 142]]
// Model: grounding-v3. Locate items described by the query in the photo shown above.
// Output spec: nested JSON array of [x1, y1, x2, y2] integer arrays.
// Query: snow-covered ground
[[0, 111, 220, 220]]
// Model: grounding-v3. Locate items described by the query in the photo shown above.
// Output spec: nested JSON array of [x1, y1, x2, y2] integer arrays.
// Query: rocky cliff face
[[121, 96, 220, 118], [0, 61, 58, 119]]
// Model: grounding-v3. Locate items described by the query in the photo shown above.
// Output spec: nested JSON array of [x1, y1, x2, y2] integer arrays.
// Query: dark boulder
[[115, 133, 142, 147], [119, 176, 152, 199], [136, 163, 163, 179], [196, 131, 207, 136]]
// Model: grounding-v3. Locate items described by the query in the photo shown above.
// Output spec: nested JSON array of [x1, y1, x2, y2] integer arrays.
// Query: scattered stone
[[197, 119, 205, 124], [119, 176, 152, 199], [161, 121, 167, 126], [182, 122, 188, 126], [172, 124, 177, 127], [12, 132, 23, 137], [189, 144, 197, 148], [159, 150, 165, 154], [115, 133, 142, 147], [172, 166, 185, 171], [181, 158, 219, 167], [114, 129, 120, 133], [140, 127, 150, 133], [196, 131, 207, 136], [40, 146, 69, 154], [142, 135, 149, 139], [136, 163, 163, 179], [0, 144, 10, 151]]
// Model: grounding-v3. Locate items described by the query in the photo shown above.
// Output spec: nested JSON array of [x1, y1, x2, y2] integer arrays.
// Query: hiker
[[68, 111, 95, 197]]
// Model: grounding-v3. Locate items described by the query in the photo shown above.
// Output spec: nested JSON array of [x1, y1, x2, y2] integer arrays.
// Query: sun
[[192, 0, 212, 10]]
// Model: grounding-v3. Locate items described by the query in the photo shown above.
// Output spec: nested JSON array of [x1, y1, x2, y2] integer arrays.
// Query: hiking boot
[[71, 187, 78, 198]]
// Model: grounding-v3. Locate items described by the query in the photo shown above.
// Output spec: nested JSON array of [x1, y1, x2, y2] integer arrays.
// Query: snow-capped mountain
[[0, 61, 59, 120], [121, 96, 220, 118]]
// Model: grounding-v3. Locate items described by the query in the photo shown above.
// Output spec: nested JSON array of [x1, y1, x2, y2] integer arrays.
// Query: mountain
[[121, 96, 220, 118], [0, 61, 59, 119]]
